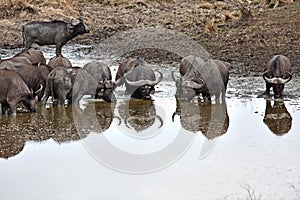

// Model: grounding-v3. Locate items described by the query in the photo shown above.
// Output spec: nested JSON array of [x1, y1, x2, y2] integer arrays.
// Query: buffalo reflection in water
[[73, 101, 118, 135], [0, 102, 116, 159], [172, 98, 229, 139], [263, 100, 292, 136], [117, 99, 163, 133]]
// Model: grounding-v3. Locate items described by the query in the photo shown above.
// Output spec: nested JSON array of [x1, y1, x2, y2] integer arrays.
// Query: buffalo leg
[[216, 93, 224, 104], [8, 103, 17, 115], [55, 42, 63, 57], [202, 92, 211, 101], [23, 36, 34, 51], [58, 96, 66, 105], [281, 84, 285, 97], [72, 92, 84, 104], [1, 102, 10, 115], [265, 83, 271, 96], [220, 91, 226, 104], [41, 90, 50, 105]]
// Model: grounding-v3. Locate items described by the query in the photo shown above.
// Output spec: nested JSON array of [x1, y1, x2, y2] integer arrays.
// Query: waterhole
[[1, 44, 300, 199]]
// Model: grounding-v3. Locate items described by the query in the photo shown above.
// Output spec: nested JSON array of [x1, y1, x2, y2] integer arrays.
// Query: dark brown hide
[[15, 49, 46, 64], [0, 56, 32, 68], [0, 70, 39, 115], [0, 62, 50, 100], [48, 56, 72, 68]]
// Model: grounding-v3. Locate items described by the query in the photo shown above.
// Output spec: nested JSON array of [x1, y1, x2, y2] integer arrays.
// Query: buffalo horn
[[34, 84, 43, 96], [125, 71, 163, 87], [182, 80, 204, 89], [263, 72, 292, 84]]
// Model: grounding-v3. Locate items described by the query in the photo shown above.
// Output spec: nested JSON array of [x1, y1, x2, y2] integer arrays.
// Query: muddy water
[[1, 45, 300, 199]]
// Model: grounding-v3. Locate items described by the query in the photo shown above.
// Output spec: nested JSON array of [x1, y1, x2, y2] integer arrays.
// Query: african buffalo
[[71, 68, 106, 103], [83, 61, 116, 102], [48, 55, 73, 68], [0, 69, 42, 115], [115, 57, 163, 99], [263, 100, 292, 136], [42, 67, 73, 105], [42, 67, 105, 105], [14, 49, 46, 64], [260, 55, 292, 99], [0, 62, 52, 101], [172, 97, 229, 139], [22, 18, 89, 57], [173, 55, 229, 103]]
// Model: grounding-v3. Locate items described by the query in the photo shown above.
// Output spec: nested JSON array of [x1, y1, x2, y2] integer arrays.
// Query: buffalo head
[[124, 70, 163, 99], [115, 58, 163, 100], [68, 18, 90, 35], [97, 79, 116, 103], [22, 84, 43, 112]]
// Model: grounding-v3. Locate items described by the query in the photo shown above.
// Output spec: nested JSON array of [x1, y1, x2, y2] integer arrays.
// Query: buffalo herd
[[0, 48, 292, 115], [0, 19, 294, 139]]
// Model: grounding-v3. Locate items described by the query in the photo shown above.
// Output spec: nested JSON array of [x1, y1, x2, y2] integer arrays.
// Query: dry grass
[[0, 0, 81, 19], [0, 0, 298, 75]]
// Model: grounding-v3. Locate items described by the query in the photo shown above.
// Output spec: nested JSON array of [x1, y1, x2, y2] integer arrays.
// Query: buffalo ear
[[67, 23, 74, 30], [71, 18, 81, 26]]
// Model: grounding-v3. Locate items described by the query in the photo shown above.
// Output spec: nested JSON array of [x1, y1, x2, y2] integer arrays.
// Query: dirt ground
[[0, 0, 299, 75]]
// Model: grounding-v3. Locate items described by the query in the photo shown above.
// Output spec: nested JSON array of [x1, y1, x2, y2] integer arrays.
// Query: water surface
[[1, 45, 300, 199]]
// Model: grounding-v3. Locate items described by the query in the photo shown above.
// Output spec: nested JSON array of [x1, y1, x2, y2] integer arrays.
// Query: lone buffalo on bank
[[22, 18, 89, 57]]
